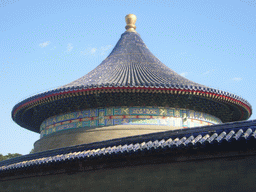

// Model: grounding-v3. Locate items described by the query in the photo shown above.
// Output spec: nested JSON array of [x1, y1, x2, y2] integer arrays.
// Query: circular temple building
[[1, 14, 255, 192], [11, 14, 251, 152]]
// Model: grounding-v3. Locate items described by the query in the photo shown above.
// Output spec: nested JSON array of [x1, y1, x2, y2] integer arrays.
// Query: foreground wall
[[1, 155, 255, 192]]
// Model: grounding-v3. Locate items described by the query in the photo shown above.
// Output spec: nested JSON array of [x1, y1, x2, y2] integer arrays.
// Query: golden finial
[[125, 14, 137, 32]]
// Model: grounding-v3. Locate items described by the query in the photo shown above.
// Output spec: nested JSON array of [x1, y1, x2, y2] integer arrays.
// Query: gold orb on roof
[[125, 14, 137, 32]]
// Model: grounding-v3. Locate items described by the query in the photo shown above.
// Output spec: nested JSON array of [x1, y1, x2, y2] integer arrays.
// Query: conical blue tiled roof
[[60, 31, 202, 90]]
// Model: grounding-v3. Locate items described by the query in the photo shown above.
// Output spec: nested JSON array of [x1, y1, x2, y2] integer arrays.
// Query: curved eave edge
[[12, 86, 252, 117], [12, 87, 252, 126], [12, 84, 251, 110]]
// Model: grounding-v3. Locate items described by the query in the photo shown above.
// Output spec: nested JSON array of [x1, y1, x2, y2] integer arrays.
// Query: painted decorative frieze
[[40, 107, 222, 138]]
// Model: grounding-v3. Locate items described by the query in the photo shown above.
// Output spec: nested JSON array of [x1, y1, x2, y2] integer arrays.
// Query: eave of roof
[[12, 85, 252, 133]]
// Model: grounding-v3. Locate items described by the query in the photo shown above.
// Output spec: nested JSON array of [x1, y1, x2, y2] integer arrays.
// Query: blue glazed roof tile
[[56, 32, 212, 91]]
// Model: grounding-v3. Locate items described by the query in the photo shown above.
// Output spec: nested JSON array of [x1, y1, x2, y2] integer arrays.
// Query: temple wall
[[1, 155, 256, 192]]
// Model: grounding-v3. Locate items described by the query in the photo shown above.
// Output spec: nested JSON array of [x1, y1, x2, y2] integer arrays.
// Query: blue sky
[[1, 0, 255, 155]]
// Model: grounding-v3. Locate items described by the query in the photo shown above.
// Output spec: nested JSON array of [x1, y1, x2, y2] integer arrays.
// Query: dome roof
[[59, 31, 202, 90], [12, 14, 252, 133]]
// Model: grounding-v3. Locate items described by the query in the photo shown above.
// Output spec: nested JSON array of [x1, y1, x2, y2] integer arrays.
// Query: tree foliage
[[0, 153, 22, 162], [29, 148, 34, 154], [0, 148, 34, 162]]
